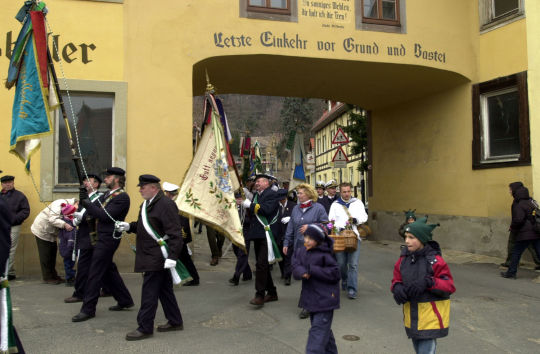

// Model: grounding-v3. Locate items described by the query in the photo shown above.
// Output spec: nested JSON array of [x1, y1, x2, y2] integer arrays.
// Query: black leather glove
[[352, 218, 358, 224], [405, 277, 430, 298], [79, 186, 89, 203], [392, 283, 408, 305]]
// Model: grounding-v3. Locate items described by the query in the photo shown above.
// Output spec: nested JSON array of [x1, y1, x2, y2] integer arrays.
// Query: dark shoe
[[500, 271, 516, 279], [210, 257, 219, 266], [157, 322, 184, 332], [535, 265, 540, 271], [55, 276, 66, 283], [72, 312, 95, 322], [263, 294, 278, 303], [44, 278, 62, 285], [7, 275, 16, 281], [125, 330, 153, 341], [109, 303, 134, 311], [299, 309, 310, 319], [242, 275, 252, 281], [65, 279, 75, 287], [249, 296, 265, 307], [229, 276, 239, 286], [284, 277, 291, 286], [64, 296, 83, 303], [184, 280, 199, 286], [500, 262, 510, 267]]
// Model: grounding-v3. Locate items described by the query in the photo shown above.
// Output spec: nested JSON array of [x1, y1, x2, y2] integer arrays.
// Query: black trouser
[[73, 248, 93, 298], [276, 239, 292, 279], [505, 231, 540, 265], [507, 239, 540, 276], [253, 238, 276, 298], [207, 226, 225, 258], [137, 270, 183, 334], [34, 236, 59, 281], [233, 243, 252, 279], [80, 241, 133, 316], [178, 243, 199, 282]]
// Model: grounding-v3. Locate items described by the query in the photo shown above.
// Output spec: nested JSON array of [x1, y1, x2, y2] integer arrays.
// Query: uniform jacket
[[1, 188, 30, 226], [292, 236, 340, 313], [245, 187, 281, 241], [328, 198, 368, 239], [320, 194, 339, 214], [76, 191, 102, 250], [391, 241, 455, 340], [284, 202, 328, 249], [128, 191, 183, 272], [275, 199, 295, 244], [0, 198, 12, 276], [83, 189, 130, 247], [179, 214, 192, 244], [509, 186, 539, 242], [31, 198, 75, 242]]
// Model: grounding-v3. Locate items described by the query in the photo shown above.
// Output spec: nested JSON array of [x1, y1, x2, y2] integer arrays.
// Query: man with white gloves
[[276, 195, 295, 285], [115, 174, 184, 341]]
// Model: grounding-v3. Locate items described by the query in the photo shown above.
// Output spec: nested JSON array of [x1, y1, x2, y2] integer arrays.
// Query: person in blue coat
[[292, 224, 340, 354]]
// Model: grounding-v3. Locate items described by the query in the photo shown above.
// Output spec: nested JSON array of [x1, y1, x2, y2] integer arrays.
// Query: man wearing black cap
[[238, 173, 282, 307], [72, 167, 134, 322], [1, 175, 30, 280], [64, 173, 103, 303], [115, 175, 184, 340]]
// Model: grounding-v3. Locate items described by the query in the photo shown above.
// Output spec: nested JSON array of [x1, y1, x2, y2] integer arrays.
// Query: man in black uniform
[[276, 194, 295, 285], [162, 181, 200, 286], [64, 173, 102, 303], [72, 167, 134, 322], [0, 175, 30, 280], [238, 174, 281, 307], [116, 175, 184, 341]]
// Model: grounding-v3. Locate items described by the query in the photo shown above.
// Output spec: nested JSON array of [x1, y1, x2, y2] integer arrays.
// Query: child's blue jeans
[[63, 257, 76, 281], [412, 338, 437, 354], [306, 310, 337, 354]]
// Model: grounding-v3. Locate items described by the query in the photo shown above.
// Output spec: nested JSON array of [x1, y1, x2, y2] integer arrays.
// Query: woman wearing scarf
[[328, 182, 368, 300], [283, 183, 328, 318]]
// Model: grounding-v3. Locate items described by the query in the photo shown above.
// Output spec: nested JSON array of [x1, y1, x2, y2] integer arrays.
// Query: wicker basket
[[329, 234, 346, 253], [341, 230, 358, 252]]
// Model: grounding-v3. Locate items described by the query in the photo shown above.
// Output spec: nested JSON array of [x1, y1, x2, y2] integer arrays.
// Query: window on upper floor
[[323, 135, 327, 152], [479, 0, 524, 31], [247, 0, 291, 14], [317, 138, 321, 155], [472, 72, 530, 169], [362, 0, 400, 26]]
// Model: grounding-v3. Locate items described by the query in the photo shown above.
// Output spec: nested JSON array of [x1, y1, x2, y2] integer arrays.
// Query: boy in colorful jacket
[[391, 217, 455, 354]]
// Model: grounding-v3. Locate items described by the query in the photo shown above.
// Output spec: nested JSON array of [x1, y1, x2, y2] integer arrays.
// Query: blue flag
[[10, 33, 54, 171]]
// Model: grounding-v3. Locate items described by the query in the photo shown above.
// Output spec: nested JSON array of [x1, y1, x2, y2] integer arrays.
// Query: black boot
[[229, 275, 239, 286]]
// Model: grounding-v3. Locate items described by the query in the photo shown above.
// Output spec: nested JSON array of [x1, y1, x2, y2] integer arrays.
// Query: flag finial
[[205, 69, 215, 93]]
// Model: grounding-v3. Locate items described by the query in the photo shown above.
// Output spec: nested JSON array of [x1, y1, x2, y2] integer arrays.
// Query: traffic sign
[[332, 146, 348, 168], [332, 127, 349, 144]]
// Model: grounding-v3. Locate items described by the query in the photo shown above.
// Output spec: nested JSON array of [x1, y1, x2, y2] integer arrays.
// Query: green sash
[[253, 193, 282, 263]]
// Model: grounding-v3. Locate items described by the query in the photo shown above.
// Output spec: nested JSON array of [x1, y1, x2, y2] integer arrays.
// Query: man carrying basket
[[328, 182, 368, 300]]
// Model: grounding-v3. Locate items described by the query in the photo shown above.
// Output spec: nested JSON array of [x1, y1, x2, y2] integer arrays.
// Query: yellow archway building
[[1, 0, 538, 274]]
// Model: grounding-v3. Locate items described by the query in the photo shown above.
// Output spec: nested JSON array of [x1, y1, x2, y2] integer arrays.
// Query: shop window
[[479, 0, 523, 31], [247, 0, 290, 14], [362, 0, 400, 26], [472, 72, 530, 169]]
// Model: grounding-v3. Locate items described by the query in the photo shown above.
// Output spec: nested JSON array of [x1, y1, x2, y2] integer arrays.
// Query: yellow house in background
[[311, 101, 370, 204], [1, 0, 539, 275]]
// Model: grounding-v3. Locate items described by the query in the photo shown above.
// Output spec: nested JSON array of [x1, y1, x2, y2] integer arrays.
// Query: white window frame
[[479, 0, 524, 32], [480, 86, 520, 163]]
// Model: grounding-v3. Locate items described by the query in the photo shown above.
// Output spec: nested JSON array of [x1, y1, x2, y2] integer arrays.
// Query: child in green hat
[[398, 209, 417, 239], [390, 217, 455, 354]]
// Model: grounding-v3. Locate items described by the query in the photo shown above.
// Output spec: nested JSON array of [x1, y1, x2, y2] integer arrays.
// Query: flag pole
[[46, 48, 84, 185]]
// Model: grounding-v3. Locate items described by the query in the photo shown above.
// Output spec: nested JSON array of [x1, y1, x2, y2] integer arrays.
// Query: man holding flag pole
[[115, 174, 188, 341]]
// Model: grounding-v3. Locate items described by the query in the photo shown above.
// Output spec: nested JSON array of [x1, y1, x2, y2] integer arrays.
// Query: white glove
[[281, 216, 291, 224], [115, 221, 130, 232], [242, 199, 252, 208], [72, 211, 84, 226], [164, 259, 177, 269]]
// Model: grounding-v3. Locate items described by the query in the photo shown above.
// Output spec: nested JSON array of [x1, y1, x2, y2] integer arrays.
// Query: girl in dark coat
[[292, 224, 340, 354], [501, 185, 540, 278]]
